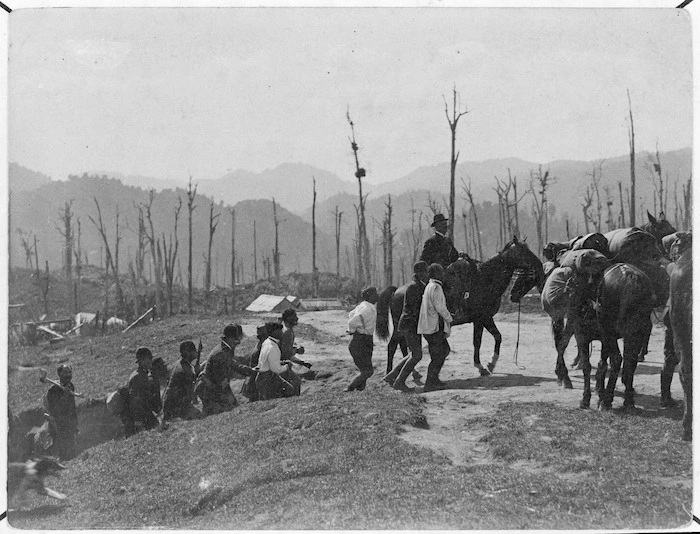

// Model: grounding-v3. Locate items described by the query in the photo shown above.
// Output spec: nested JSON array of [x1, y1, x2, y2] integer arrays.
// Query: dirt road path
[[284, 309, 680, 466]]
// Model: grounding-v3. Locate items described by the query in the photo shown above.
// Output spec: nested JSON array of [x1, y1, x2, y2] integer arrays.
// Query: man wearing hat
[[44, 364, 78, 460], [383, 261, 429, 392], [127, 347, 162, 434], [163, 341, 202, 421], [420, 214, 460, 269], [199, 323, 255, 415], [255, 321, 290, 400]]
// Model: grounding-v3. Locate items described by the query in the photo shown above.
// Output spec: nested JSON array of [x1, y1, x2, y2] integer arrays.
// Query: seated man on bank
[[163, 341, 203, 421], [255, 322, 295, 401]]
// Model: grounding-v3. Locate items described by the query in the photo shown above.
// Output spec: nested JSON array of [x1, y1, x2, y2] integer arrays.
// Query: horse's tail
[[376, 286, 397, 341]]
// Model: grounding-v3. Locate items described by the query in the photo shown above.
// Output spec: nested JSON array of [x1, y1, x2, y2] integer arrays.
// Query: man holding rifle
[[198, 324, 255, 415], [163, 341, 203, 421]]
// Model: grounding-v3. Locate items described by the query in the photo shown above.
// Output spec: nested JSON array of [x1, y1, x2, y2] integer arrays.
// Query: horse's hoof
[[479, 368, 491, 377], [486, 362, 495, 373], [683, 430, 692, 442], [579, 401, 590, 409], [597, 399, 611, 411], [556, 378, 563, 387], [564, 378, 573, 390]]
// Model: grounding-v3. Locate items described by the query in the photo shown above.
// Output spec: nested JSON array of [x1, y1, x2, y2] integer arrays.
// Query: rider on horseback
[[420, 213, 477, 314]]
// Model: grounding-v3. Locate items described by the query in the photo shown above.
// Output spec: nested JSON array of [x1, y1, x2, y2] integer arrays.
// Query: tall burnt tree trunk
[[272, 199, 282, 290], [186, 176, 197, 314], [253, 220, 258, 282], [444, 85, 470, 240], [163, 197, 182, 316], [143, 191, 162, 318], [627, 89, 636, 227], [333, 205, 343, 285], [204, 201, 220, 296], [347, 110, 370, 285], [312, 178, 319, 297], [230, 208, 236, 308]]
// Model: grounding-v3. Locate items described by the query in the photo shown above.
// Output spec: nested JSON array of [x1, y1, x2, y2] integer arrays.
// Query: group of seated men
[[32, 310, 312, 459]]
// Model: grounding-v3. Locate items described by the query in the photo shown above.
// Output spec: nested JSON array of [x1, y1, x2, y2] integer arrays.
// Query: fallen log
[[122, 306, 156, 333]]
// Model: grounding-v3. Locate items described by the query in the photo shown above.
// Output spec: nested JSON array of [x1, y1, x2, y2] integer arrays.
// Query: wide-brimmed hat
[[222, 323, 243, 340], [135, 346, 153, 362], [431, 214, 449, 227], [413, 261, 428, 274]]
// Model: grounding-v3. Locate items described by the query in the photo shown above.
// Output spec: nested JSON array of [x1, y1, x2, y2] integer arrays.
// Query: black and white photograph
[[3, 1, 695, 529]]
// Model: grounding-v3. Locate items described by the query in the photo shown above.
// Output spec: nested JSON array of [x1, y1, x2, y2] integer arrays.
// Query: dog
[[7, 456, 67, 505]]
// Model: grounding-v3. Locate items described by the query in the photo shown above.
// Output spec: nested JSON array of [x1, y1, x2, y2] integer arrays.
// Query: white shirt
[[417, 279, 453, 335], [257, 337, 286, 374], [348, 301, 377, 335]]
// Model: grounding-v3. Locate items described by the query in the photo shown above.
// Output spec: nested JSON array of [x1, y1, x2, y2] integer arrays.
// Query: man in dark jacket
[[199, 324, 255, 415], [420, 213, 476, 313], [163, 341, 202, 421], [45, 364, 79, 460], [127, 347, 162, 434], [383, 261, 429, 392], [420, 214, 460, 269]]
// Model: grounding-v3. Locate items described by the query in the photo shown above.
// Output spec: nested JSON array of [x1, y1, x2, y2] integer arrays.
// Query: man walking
[[45, 364, 79, 460], [346, 286, 379, 392], [384, 261, 429, 392], [163, 341, 202, 421], [417, 263, 453, 392]]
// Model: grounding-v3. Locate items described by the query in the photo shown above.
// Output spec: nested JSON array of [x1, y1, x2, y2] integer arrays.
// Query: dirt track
[[283, 308, 682, 467]]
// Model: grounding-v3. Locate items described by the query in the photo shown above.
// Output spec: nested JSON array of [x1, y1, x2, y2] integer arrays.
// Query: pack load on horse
[[378, 236, 545, 379], [541, 212, 676, 408]]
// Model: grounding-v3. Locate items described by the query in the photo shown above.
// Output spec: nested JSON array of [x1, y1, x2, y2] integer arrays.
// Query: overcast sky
[[8, 5, 693, 185]]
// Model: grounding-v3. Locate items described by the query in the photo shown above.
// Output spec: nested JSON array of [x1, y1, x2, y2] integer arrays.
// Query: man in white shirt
[[346, 286, 379, 392], [417, 263, 453, 392], [255, 322, 290, 400]]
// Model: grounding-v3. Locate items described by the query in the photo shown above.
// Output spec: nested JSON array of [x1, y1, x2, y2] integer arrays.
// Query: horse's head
[[500, 237, 546, 298], [644, 211, 677, 251]]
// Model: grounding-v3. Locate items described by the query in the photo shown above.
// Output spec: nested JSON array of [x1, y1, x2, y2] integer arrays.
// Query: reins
[[512, 300, 526, 370]]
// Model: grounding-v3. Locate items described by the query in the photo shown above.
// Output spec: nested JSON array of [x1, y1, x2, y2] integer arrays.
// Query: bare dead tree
[[33, 235, 39, 276], [646, 142, 668, 215], [312, 178, 319, 297], [682, 174, 692, 230], [461, 178, 484, 260], [381, 195, 395, 286], [627, 89, 637, 226], [162, 197, 182, 315], [529, 166, 553, 256], [347, 109, 371, 284], [185, 176, 198, 313], [333, 205, 344, 281], [618, 180, 627, 228], [444, 84, 470, 239], [603, 186, 615, 231], [204, 201, 220, 295], [494, 170, 526, 246], [406, 197, 425, 266], [272, 198, 283, 289], [41, 260, 50, 317], [581, 186, 594, 233], [17, 229, 34, 270], [73, 218, 82, 313], [142, 190, 163, 317], [586, 160, 605, 231], [253, 220, 258, 282], [230, 208, 236, 305], [87, 197, 124, 316], [57, 200, 74, 281]]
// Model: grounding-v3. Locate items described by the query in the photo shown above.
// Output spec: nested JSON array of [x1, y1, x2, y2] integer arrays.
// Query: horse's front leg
[[575, 333, 592, 408], [599, 335, 622, 410], [553, 317, 574, 389], [482, 316, 502, 374], [472, 322, 489, 376]]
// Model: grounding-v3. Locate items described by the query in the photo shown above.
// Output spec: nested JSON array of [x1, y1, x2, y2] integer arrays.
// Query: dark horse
[[377, 237, 545, 376], [542, 212, 676, 389], [669, 242, 692, 440]]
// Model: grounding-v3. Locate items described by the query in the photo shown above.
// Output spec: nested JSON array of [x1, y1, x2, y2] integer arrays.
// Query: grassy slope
[[7, 315, 692, 530], [8, 392, 692, 530]]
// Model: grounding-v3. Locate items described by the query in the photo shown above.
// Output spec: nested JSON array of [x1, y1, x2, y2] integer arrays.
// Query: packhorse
[[542, 212, 676, 391], [377, 237, 545, 377], [668, 242, 692, 440]]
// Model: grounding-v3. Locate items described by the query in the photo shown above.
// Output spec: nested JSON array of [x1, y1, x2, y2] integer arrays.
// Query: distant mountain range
[[9, 146, 691, 282]]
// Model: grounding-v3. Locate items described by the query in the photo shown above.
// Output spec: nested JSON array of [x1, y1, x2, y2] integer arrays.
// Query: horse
[[668, 243, 692, 440], [542, 212, 676, 380], [377, 237, 545, 377]]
